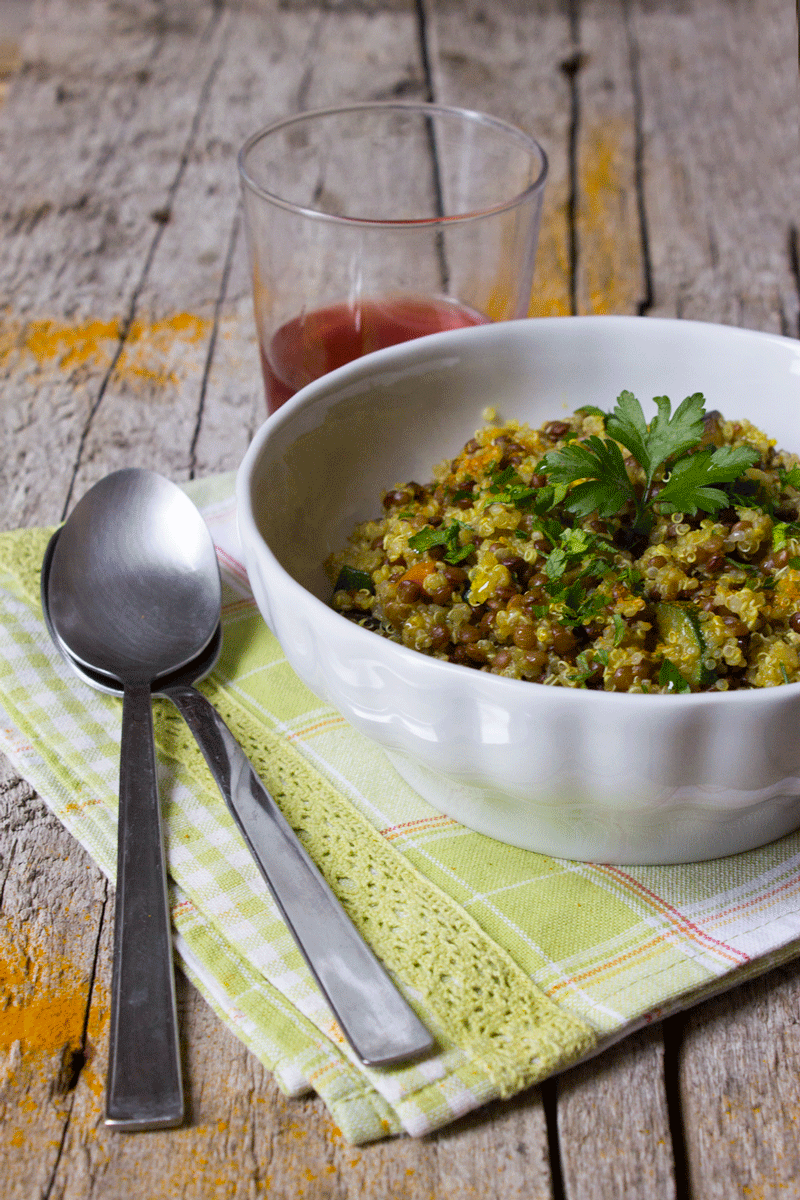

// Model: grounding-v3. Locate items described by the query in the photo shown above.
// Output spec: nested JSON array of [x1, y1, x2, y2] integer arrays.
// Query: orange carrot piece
[[399, 561, 439, 586]]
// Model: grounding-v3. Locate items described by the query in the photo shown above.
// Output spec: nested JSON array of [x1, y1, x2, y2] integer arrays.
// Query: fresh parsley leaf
[[616, 564, 644, 590], [780, 464, 800, 490], [538, 436, 634, 519], [654, 445, 759, 516], [658, 659, 692, 693], [575, 405, 609, 421], [408, 526, 447, 552], [408, 522, 473, 564], [537, 527, 616, 628], [550, 584, 611, 630], [725, 554, 758, 574], [543, 545, 569, 584], [488, 463, 516, 486], [607, 391, 707, 492], [543, 528, 608, 585], [531, 485, 560, 515], [604, 390, 651, 474], [447, 544, 474, 564], [487, 464, 539, 508], [773, 522, 791, 549], [572, 648, 607, 685]]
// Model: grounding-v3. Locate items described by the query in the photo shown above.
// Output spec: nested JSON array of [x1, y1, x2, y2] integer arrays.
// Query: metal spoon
[[47, 470, 222, 1130], [43, 481, 433, 1085]]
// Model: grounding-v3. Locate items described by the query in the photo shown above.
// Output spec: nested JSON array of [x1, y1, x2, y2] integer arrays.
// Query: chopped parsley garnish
[[408, 522, 473, 564], [780, 465, 800, 490], [658, 659, 692, 693], [487, 463, 539, 507], [532, 528, 616, 627], [572, 647, 609, 686]]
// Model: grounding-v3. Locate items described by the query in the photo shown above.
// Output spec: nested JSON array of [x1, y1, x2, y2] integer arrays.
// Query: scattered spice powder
[[0, 310, 211, 389], [0, 918, 106, 1058]]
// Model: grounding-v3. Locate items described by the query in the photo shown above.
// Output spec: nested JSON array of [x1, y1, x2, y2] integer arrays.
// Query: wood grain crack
[[541, 1077, 566, 1200], [411, 1, 448, 289], [0, 836, 17, 911], [788, 224, 800, 339], [662, 1014, 691, 1200], [293, 5, 327, 113], [41, 1094, 76, 1200], [415, 0, 438, 104], [560, 0, 582, 317], [189, 210, 241, 478], [623, 0, 654, 317], [41, 881, 110, 1197]]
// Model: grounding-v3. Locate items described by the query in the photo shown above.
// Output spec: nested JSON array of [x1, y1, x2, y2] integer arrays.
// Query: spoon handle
[[165, 684, 433, 1067], [106, 682, 183, 1130]]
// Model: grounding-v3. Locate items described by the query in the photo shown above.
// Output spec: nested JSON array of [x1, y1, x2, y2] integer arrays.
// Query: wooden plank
[[574, 0, 646, 317], [0, 758, 109, 1198], [36, 930, 554, 1200], [430, 5, 800, 1200], [556, 1028, 678, 1200], [678, 961, 800, 1197], [620, 1, 800, 1186], [629, 0, 800, 334], [0, 0, 230, 526], [555, 0, 800, 1193], [425, 0, 574, 317], [425, 2, 677, 1191]]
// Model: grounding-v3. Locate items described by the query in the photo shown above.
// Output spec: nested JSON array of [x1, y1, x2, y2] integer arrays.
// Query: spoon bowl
[[48, 469, 221, 682], [41, 527, 223, 697]]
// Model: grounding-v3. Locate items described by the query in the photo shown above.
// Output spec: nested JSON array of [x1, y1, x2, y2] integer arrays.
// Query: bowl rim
[[236, 314, 800, 710]]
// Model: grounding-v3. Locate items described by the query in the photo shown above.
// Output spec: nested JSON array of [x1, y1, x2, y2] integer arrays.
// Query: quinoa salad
[[326, 391, 800, 693]]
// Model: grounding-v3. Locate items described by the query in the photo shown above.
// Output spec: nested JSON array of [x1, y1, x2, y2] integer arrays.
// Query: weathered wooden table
[[2, 1, 800, 1196]]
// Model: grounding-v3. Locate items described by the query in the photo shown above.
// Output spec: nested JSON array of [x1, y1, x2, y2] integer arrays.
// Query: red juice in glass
[[260, 293, 490, 414]]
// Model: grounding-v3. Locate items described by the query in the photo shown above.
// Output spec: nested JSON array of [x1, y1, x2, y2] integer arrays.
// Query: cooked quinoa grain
[[326, 400, 800, 693]]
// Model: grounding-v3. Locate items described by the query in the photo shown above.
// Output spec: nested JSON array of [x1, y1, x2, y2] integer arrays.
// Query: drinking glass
[[238, 102, 548, 414]]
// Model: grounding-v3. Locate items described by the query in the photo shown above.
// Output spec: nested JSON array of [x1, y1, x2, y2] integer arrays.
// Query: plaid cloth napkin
[[2, 472, 800, 1144]]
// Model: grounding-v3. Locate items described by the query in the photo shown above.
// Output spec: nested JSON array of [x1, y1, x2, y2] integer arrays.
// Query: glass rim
[[237, 101, 548, 228]]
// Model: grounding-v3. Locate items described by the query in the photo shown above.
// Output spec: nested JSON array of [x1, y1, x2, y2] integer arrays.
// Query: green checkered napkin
[[2, 473, 800, 1144]]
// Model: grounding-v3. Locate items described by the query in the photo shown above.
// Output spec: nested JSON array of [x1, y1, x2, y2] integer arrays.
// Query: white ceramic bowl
[[236, 316, 800, 864]]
